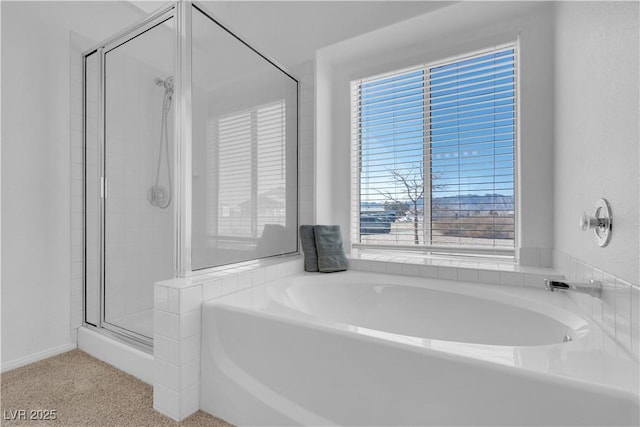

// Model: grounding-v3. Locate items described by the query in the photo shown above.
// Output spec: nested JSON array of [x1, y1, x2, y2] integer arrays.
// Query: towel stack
[[299, 225, 349, 273]]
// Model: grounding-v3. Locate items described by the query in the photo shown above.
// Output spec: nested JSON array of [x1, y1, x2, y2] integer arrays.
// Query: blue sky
[[359, 48, 515, 206]]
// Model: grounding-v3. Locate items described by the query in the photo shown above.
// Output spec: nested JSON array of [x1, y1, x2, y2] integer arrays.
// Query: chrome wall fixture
[[579, 198, 612, 247], [544, 278, 603, 298]]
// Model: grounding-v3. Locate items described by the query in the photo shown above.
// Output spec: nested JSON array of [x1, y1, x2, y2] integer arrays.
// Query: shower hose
[[149, 77, 173, 209]]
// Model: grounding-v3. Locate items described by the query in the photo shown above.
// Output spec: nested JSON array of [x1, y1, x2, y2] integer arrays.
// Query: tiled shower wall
[[71, 31, 175, 339], [101, 48, 174, 329]]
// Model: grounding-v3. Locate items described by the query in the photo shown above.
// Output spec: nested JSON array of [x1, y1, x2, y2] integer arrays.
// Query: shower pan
[[83, 1, 298, 351]]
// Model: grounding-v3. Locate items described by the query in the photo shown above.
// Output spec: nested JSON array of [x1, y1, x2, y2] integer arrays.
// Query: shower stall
[[83, 1, 298, 350]]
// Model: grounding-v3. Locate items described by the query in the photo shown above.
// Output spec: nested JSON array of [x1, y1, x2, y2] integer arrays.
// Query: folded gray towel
[[299, 225, 319, 272], [314, 225, 348, 273]]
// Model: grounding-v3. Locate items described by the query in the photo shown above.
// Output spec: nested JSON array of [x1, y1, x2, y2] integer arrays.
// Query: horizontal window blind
[[256, 101, 287, 232], [216, 110, 253, 238], [207, 100, 288, 244], [352, 44, 517, 254]]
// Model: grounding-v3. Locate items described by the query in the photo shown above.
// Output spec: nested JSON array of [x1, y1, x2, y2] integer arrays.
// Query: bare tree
[[377, 165, 424, 245]]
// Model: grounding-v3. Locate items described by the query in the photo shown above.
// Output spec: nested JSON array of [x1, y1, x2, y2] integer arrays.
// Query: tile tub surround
[[152, 250, 562, 420], [351, 250, 639, 360], [348, 250, 638, 359], [152, 256, 304, 421], [152, 251, 563, 420], [553, 250, 639, 361], [348, 250, 565, 289], [153, 249, 636, 420]]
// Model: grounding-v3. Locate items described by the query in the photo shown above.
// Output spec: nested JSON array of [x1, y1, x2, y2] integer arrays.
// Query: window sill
[[348, 248, 562, 289], [158, 253, 303, 289]]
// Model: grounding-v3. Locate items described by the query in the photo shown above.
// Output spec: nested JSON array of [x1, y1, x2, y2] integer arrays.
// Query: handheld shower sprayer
[[155, 76, 174, 92], [148, 75, 174, 209]]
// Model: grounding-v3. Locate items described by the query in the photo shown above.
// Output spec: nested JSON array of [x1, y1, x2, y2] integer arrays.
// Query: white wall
[[554, 1, 639, 285], [290, 59, 316, 227], [1, 2, 72, 368], [316, 2, 555, 265], [1, 1, 147, 371], [552, 2, 639, 356]]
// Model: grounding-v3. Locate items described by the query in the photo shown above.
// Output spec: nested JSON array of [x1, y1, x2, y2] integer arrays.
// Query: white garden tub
[[201, 270, 639, 426]]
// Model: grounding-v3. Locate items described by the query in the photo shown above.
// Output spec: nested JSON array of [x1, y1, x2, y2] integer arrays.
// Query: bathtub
[[200, 270, 639, 426]]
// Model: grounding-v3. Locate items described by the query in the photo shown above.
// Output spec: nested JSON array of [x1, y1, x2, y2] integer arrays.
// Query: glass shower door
[[102, 17, 175, 340]]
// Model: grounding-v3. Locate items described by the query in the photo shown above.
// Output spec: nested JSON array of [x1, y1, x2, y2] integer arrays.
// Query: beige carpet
[[1, 350, 234, 427]]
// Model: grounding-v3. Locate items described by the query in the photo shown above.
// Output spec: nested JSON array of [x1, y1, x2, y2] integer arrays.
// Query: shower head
[[155, 76, 174, 93]]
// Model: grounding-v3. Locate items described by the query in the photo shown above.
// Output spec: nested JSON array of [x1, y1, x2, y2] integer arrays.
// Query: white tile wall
[[102, 49, 174, 330], [153, 256, 304, 421], [348, 247, 640, 363], [73, 31, 175, 338], [348, 250, 563, 289], [553, 249, 639, 360], [348, 251, 638, 358]]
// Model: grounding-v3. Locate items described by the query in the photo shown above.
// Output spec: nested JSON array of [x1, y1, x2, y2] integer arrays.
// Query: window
[[351, 44, 517, 255]]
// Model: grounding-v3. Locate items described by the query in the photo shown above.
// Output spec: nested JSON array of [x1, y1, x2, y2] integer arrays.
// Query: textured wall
[[1, 2, 72, 369], [554, 1, 639, 285], [1, 1, 147, 371]]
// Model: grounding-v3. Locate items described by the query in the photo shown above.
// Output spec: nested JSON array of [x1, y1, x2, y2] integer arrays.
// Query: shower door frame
[[83, 0, 299, 350], [82, 2, 183, 350]]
